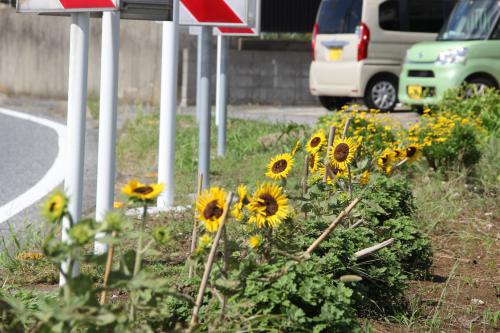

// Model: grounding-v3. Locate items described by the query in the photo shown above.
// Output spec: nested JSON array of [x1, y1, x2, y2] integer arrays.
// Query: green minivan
[[399, 0, 500, 106]]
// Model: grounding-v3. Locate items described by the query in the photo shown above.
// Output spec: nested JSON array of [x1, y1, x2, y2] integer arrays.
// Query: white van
[[309, 0, 456, 111]]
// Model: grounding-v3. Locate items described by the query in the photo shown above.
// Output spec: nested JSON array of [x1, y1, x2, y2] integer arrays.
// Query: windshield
[[438, 0, 500, 40], [317, 0, 363, 34]]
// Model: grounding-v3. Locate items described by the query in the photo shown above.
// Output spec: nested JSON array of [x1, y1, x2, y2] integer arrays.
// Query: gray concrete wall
[[0, 6, 316, 105]]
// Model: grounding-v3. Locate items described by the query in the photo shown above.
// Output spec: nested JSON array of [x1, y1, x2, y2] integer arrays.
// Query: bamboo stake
[[99, 231, 117, 305], [305, 197, 361, 256], [343, 117, 353, 199], [349, 219, 364, 229], [355, 238, 394, 260], [342, 117, 352, 139], [189, 173, 204, 279], [190, 192, 234, 328], [323, 126, 336, 182], [302, 155, 309, 196]]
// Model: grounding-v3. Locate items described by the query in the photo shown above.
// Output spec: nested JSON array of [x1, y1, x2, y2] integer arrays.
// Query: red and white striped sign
[[17, 0, 118, 12], [215, 0, 260, 36], [180, 0, 253, 27]]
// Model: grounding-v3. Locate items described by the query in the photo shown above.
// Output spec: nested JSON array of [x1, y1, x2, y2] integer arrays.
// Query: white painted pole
[[180, 48, 189, 108], [157, 0, 179, 209], [94, 11, 120, 254], [60, 12, 90, 286], [198, 26, 212, 189], [216, 35, 228, 156], [196, 32, 202, 123]]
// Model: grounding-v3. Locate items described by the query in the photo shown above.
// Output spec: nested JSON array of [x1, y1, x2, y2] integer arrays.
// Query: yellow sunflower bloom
[[305, 129, 327, 154], [377, 149, 395, 174], [42, 191, 68, 223], [248, 235, 262, 249], [232, 185, 250, 220], [196, 187, 227, 233], [392, 147, 405, 160], [329, 137, 357, 169], [266, 153, 294, 180], [308, 152, 321, 173], [248, 183, 289, 229], [122, 180, 164, 201], [291, 140, 301, 156], [359, 170, 370, 186], [405, 143, 422, 163], [319, 164, 347, 185]]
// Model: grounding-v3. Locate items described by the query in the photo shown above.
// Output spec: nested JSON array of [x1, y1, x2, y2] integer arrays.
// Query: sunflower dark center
[[133, 186, 154, 195], [333, 143, 349, 162], [258, 194, 278, 216], [310, 137, 321, 148], [272, 159, 288, 173], [381, 156, 388, 165], [395, 150, 401, 158], [49, 202, 57, 212], [407, 147, 417, 157], [203, 200, 223, 220], [242, 196, 250, 206]]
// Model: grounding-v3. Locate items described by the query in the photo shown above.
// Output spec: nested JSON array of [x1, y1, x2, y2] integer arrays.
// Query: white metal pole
[[198, 26, 212, 189], [157, 0, 180, 209], [216, 35, 228, 156], [195, 32, 202, 123], [94, 11, 120, 254], [60, 12, 90, 286]]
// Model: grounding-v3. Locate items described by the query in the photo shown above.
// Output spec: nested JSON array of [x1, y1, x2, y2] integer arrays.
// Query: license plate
[[407, 85, 423, 100], [329, 48, 342, 61]]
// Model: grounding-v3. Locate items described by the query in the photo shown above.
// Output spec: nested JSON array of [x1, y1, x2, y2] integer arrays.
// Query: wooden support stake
[[342, 117, 352, 139], [302, 155, 309, 196], [323, 126, 336, 182], [190, 192, 234, 328], [355, 238, 395, 260], [305, 197, 361, 256], [99, 231, 117, 305], [189, 173, 204, 279]]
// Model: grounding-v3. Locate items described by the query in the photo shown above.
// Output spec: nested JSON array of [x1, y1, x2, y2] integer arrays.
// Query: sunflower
[[266, 153, 294, 180], [248, 235, 262, 249], [42, 191, 68, 223], [319, 164, 347, 185], [232, 185, 250, 220], [122, 180, 164, 202], [359, 170, 370, 185], [291, 140, 301, 156], [377, 149, 395, 174], [392, 147, 405, 160], [248, 183, 289, 229], [196, 187, 227, 233], [405, 143, 422, 163], [329, 137, 357, 169], [305, 129, 327, 153], [308, 152, 321, 173], [195, 234, 213, 254], [113, 201, 124, 209]]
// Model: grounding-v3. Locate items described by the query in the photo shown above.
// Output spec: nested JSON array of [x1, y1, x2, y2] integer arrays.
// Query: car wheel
[[318, 96, 350, 111], [365, 76, 398, 112], [465, 77, 497, 97]]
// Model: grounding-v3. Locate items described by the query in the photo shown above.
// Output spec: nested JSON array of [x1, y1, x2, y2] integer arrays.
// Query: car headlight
[[435, 47, 469, 65]]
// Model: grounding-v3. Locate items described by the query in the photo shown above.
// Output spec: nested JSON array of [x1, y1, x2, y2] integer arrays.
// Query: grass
[[115, 110, 306, 205]]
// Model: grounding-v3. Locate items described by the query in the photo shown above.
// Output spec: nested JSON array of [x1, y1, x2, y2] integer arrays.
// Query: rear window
[[379, 0, 456, 33], [317, 0, 363, 34]]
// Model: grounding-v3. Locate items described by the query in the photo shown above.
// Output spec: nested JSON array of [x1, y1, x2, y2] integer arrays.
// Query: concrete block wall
[[0, 6, 316, 106]]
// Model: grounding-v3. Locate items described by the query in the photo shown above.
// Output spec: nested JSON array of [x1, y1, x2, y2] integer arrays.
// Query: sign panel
[[215, 0, 260, 36], [179, 0, 252, 27], [17, 0, 119, 13]]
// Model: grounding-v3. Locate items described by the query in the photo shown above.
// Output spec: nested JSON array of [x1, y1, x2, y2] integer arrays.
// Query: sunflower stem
[[130, 203, 147, 321], [190, 193, 234, 329], [100, 231, 117, 305], [323, 126, 336, 183], [303, 155, 309, 220], [347, 166, 353, 200], [189, 173, 204, 279]]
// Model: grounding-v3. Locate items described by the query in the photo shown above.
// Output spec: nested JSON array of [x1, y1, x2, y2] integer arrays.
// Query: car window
[[317, 0, 363, 34], [379, 0, 456, 33]]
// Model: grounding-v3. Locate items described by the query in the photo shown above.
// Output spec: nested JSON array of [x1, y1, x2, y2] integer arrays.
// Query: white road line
[[0, 108, 66, 224]]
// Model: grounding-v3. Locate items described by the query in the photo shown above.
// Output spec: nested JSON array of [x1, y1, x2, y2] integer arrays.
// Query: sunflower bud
[[152, 226, 170, 245], [69, 219, 95, 245]]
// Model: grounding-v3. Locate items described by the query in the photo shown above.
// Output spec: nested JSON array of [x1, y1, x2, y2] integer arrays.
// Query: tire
[[364, 76, 398, 112], [318, 96, 351, 111], [464, 77, 497, 97]]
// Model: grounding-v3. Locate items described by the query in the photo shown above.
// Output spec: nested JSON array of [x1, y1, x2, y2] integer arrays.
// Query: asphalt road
[[0, 112, 58, 206]]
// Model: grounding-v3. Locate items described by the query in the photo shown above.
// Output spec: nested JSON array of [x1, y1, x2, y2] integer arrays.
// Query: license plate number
[[329, 48, 342, 61]]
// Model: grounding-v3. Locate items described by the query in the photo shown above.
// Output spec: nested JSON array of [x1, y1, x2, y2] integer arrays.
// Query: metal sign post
[[157, 0, 180, 209], [198, 26, 212, 189], [94, 11, 120, 254], [60, 12, 90, 286], [215, 35, 228, 157]]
